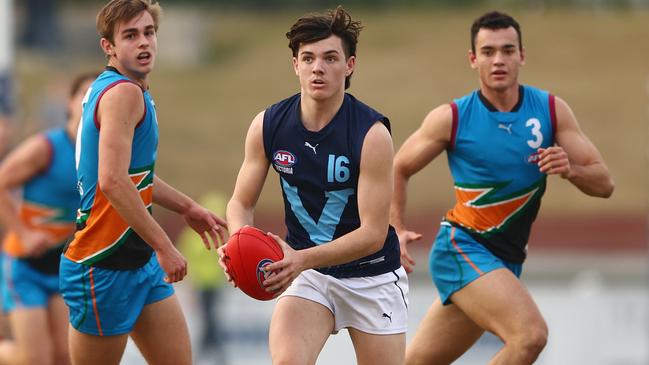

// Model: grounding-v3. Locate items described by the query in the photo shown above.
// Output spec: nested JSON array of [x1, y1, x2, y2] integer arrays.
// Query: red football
[[223, 226, 284, 301]]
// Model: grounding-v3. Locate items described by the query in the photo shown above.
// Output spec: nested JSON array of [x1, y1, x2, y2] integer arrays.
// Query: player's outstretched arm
[[263, 121, 395, 293], [152, 176, 227, 250], [218, 111, 270, 282], [537, 96, 614, 198], [0, 135, 52, 256], [98, 82, 186, 283], [390, 104, 452, 272]]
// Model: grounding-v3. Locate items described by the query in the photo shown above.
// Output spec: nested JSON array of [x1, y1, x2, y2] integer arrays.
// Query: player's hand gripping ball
[[223, 226, 284, 301]]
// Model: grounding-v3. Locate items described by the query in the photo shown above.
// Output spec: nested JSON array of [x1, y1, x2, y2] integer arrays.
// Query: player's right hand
[[156, 244, 188, 283], [21, 230, 51, 257], [537, 146, 571, 178], [396, 229, 422, 274], [216, 243, 236, 286]]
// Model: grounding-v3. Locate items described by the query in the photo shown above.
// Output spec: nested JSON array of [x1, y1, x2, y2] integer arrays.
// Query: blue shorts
[[430, 223, 522, 305], [60, 253, 174, 336], [2, 254, 60, 313]]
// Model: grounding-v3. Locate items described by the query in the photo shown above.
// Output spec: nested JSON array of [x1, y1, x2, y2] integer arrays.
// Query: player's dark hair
[[286, 5, 362, 90], [97, 0, 162, 45], [67, 72, 100, 120], [470, 11, 522, 54], [69, 72, 100, 98]]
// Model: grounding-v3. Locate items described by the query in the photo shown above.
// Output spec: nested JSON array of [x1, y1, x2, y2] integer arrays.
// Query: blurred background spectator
[[178, 192, 229, 365]]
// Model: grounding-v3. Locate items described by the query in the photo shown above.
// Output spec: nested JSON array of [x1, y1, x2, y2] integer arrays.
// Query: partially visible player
[[219, 6, 408, 365], [0, 8, 17, 341], [392, 11, 614, 365], [0, 72, 97, 365], [0, 72, 13, 159], [0, 0, 14, 160], [59, 1, 226, 365]]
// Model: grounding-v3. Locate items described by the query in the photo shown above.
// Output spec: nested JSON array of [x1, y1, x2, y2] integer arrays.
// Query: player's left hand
[[183, 203, 228, 250], [261, 232, 304, 296], [537, 146, 572, 179]]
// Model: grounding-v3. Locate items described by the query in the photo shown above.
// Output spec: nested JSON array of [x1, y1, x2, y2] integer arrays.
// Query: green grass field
[[15, 7, 649, 217]]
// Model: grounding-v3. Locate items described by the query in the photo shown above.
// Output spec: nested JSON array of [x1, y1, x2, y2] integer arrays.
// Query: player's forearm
[[390, 169, 409, 231], [0, 189, 25, 235], [101, 175, 173, 252], [567, 162, 614, 198], [299, 223, 387, 270], [152, 175, 193, 215], [226, 198, 254, 234]]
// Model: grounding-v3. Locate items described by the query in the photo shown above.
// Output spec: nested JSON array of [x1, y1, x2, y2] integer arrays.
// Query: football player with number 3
[[392, 11, 614, 365], [219, 6, 408, 365]]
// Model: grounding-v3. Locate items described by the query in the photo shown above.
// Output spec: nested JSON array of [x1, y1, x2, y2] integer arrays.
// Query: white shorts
[[280, 267, 409, 335]]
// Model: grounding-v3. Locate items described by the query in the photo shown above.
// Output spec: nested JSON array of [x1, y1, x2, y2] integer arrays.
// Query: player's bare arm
[[225, 111, 270, 233], [97, 82, 186, 283], [263, 121, 394, 293], [152, 176, 227, 249], [218, 111, 270, 281], [537, 96, 614, 198], [0, 135, 52, 256], [390, 104, 452, 272]]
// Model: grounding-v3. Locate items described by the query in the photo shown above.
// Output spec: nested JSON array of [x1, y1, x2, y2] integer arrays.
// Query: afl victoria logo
[[273, 150, 296, 167], [256, 258, 275, 287]]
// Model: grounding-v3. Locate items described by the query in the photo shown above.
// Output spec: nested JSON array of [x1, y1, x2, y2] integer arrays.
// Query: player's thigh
[[68, 325, 128, 365], [348, 327, 405, 365], [269, 296, 334, 365], [48, 295, 70, 364], [9, 307, 53, 365], [451, 268, 546, 340], [406, 298, 484, 365], [130, 294, 191, 365]]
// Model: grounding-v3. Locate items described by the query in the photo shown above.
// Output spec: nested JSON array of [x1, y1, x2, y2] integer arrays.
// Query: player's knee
[[527, 326, 548, 355], [515, 323, 548, 359]]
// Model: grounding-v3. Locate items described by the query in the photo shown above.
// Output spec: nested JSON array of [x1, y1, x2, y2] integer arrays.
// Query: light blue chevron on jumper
[[281, 177, 354, 244]]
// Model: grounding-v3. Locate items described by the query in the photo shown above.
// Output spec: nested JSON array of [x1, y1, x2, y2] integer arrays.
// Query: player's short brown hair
[[470, 11, 522, 54], [97, 0, 162, 44], [286, 6, 362, 90]]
